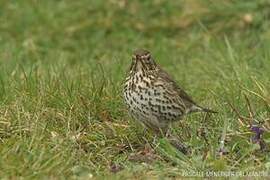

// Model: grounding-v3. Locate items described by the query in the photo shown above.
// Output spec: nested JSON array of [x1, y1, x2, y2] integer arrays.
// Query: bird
[[123, 49, 217, 136]]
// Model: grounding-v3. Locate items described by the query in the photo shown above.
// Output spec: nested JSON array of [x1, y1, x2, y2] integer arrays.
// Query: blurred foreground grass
[[0, 0, 270, 178]]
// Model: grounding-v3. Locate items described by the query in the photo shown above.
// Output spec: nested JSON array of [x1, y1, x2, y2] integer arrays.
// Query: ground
[[0, 0, 270, 179]]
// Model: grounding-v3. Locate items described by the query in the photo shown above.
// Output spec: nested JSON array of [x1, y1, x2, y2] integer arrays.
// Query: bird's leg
[[149, 127, 163, 146], [165, 128, 173, 138], [142, 127, 148, 137], [152, 134, 159, 145]]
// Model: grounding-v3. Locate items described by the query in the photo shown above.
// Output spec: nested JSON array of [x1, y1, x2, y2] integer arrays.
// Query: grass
[[0, 0, 270, 178]]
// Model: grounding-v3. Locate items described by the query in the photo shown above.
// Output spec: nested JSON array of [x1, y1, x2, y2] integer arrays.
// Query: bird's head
[[130, 49, 157, 72]]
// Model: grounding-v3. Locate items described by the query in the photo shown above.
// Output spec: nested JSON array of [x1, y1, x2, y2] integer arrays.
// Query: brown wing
[[156, 66, 217, 113], [156, 65, 197, 106]]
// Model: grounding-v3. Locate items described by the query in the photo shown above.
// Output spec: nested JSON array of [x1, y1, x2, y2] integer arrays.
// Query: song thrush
[[123, 49, 216, 135]]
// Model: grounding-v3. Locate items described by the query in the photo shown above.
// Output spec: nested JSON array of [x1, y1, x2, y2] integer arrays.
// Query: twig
[[218, 116, 228, 156], [227, 101, 250, 127], [243, 93, 254, 125]]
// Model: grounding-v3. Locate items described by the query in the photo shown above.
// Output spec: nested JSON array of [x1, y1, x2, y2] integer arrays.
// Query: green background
[[0, 0, 269, 178]]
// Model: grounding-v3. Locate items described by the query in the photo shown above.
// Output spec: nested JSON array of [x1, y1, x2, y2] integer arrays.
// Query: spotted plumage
[[123, 49, 216, 134]]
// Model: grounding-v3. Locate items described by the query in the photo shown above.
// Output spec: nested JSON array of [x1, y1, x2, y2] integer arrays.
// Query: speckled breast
[[123, 71, 184, 129]]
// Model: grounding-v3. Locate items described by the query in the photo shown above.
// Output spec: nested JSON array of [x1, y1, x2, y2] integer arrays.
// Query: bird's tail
[[201, 107, 218, 113]]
